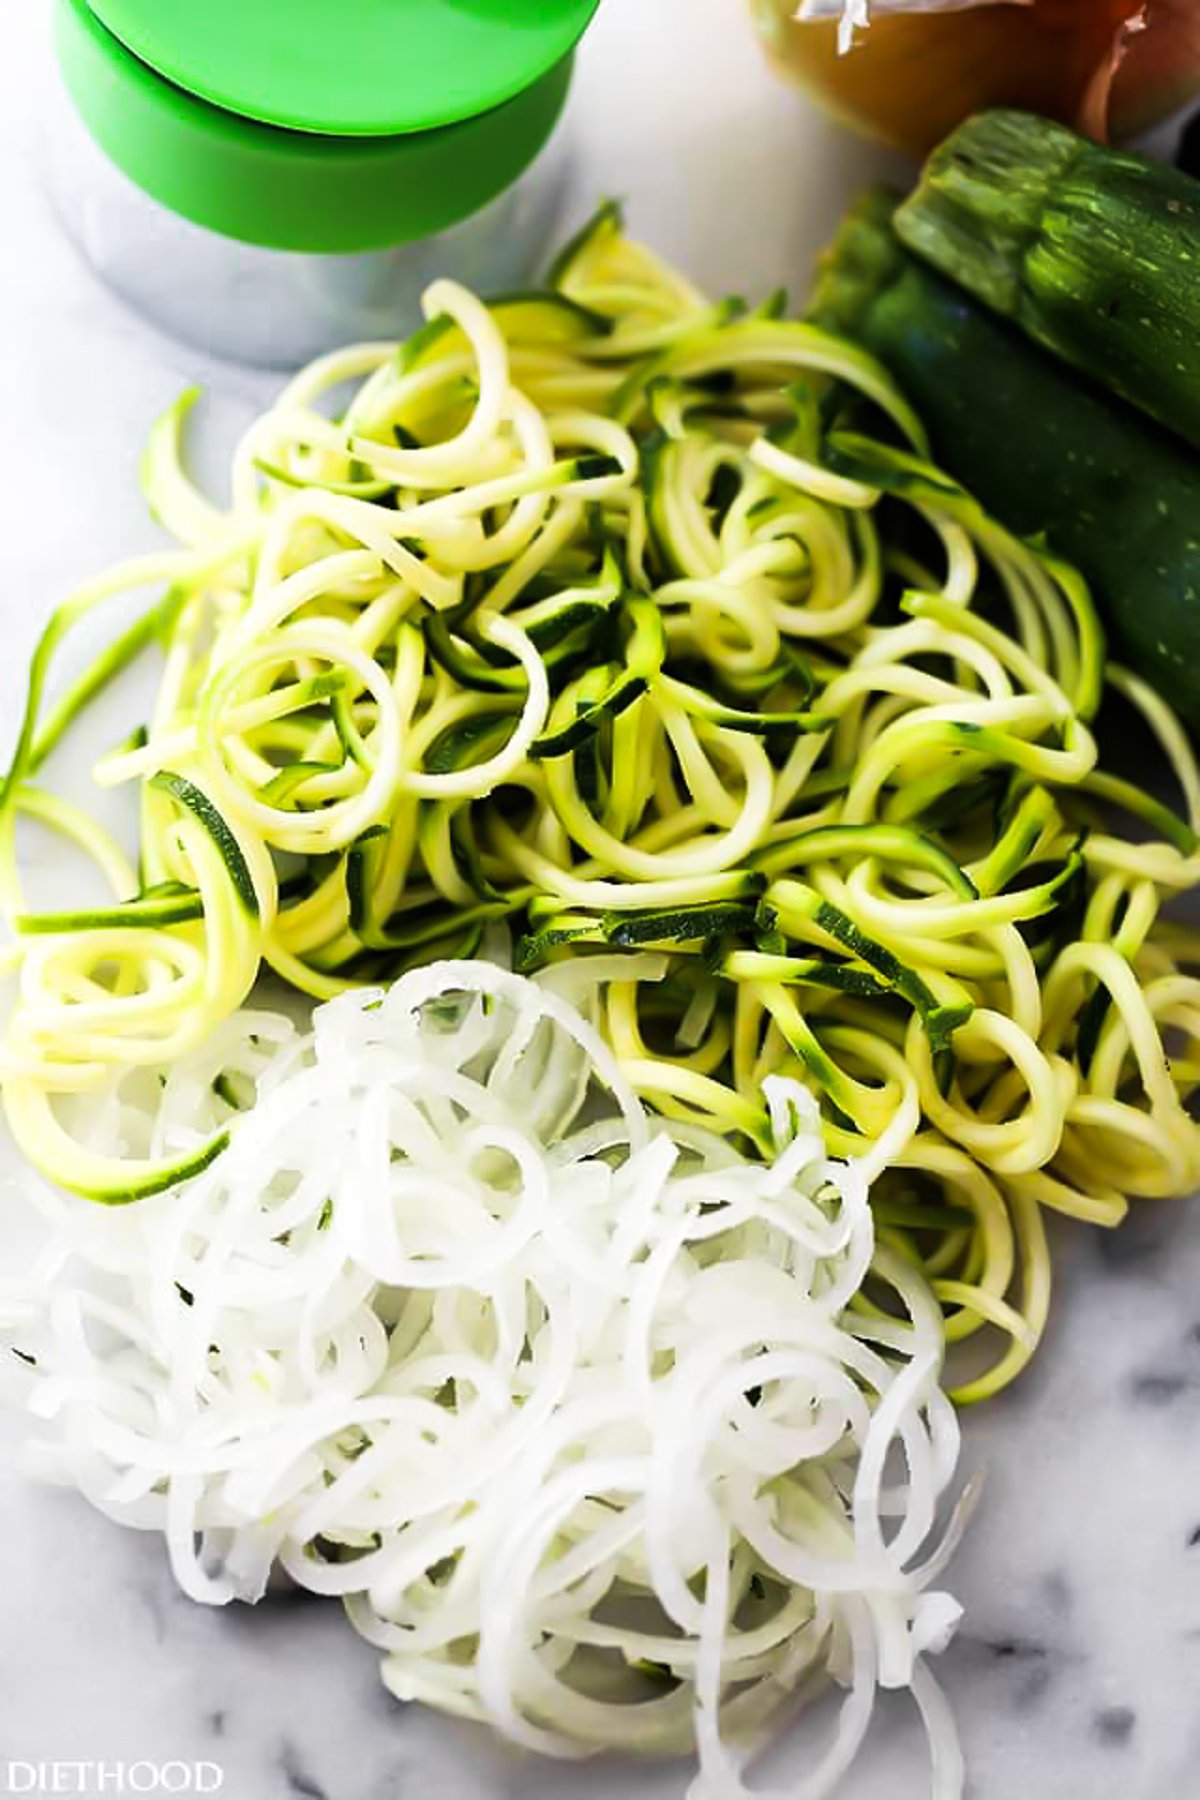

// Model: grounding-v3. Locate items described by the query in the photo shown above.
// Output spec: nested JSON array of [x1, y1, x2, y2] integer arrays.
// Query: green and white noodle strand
[[4, 207, 1200, 1401]]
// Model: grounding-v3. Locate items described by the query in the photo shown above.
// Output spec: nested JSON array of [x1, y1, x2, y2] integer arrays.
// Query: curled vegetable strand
[[4, 209, 1199, 1400]]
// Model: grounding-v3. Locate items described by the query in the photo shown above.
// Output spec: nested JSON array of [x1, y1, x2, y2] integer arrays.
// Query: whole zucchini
[[894, 110, 1200, 452], [810, 191, 1200, 728]]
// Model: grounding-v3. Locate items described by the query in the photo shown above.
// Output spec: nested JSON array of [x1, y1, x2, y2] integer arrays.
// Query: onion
[[751, 0, 1200, 152], [0, 961, 971, 1796]]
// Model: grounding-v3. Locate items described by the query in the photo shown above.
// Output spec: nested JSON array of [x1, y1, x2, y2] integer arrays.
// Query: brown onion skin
[[1111, 0, 1200, 136], [754, 1, 1200, 152]]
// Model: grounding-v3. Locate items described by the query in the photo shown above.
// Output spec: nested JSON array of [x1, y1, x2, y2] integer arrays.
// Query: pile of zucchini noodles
[[4, 205, 1200, 1402]]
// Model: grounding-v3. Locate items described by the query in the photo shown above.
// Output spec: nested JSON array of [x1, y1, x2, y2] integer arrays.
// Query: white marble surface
[[2, 4, 1200, 1798]]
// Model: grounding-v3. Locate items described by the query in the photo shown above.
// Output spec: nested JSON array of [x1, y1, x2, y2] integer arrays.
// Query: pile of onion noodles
[[0, 962, 969, 1800]]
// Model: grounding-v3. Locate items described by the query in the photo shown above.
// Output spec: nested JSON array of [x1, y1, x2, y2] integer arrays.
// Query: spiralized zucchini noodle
[[4, 206, 1200, 1400], [0, 963, 970, 1800]]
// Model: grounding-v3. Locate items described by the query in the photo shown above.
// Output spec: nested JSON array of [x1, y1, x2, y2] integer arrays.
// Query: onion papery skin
[[751, 1, 1200, 153]]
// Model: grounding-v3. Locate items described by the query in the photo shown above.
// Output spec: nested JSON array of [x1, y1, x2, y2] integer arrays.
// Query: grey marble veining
[[5, 1200, 1200, 1799], [1, 5, 1198, 1798]]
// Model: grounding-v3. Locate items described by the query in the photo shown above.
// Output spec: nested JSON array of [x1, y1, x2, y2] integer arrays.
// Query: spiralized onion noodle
[[0, 961, 969, 1799]]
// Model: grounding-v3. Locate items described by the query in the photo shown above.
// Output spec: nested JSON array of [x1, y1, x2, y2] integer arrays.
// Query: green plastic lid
[[85, 0, 599, 137], [54, 0, 598, 254]]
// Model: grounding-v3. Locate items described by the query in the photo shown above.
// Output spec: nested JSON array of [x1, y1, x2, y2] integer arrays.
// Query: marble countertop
[[1, 5, 1199, 1797]]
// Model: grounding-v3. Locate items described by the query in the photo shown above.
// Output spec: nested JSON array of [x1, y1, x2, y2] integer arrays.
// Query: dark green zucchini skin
[[811, 194, 1200, 729], [895, 111, 1200, 453]]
